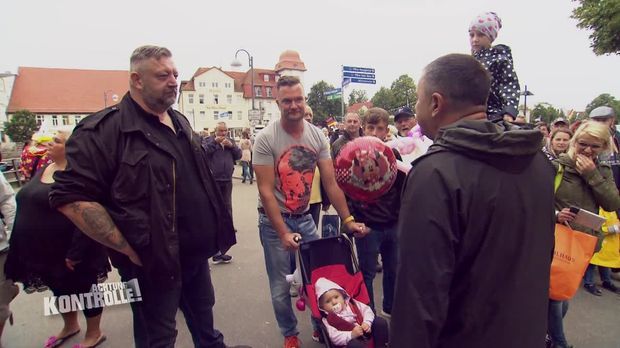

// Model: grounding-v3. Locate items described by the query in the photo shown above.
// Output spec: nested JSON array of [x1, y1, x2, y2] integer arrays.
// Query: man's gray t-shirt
[[253, 121, 330, 214]]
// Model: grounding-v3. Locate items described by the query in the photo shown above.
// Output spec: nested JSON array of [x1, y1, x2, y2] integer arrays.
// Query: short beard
[[143, 93, 175, 114]]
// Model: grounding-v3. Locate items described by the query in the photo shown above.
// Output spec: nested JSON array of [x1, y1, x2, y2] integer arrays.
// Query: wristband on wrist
[[343, 215, 355, 224]]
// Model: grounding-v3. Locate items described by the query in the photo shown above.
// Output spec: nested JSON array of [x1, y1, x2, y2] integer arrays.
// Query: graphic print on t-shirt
[[277, 145, 318, 213]]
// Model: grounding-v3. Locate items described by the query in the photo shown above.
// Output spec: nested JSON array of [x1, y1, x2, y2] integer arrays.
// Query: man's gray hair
[[130, 45, 172, 72]]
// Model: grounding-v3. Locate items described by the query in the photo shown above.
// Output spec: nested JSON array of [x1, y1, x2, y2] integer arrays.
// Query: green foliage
[[531, 103, 564, 125], [370, 74, 417, 113], [390, 75, 417, 108], [370, 87, 395, 111], [585, 93, 620, 121], [4, 109, 38, 144], [572, 0, 620, 55], [348, 89, 368, 106], [306, 81, 343, 124]]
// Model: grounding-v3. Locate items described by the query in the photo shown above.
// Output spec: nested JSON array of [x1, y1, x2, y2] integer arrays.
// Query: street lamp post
[[521, 85, 534, 122], [231, 49, 257, 124]]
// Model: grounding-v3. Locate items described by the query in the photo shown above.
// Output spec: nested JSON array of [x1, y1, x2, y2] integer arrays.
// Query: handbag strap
[[554, 164, 564, 193]]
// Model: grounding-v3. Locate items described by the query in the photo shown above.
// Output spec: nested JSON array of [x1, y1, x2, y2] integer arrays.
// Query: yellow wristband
[[343, 216, 355, 224]]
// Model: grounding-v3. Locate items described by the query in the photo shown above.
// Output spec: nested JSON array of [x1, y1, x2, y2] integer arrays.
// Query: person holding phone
[[551, 121, 620, 348]]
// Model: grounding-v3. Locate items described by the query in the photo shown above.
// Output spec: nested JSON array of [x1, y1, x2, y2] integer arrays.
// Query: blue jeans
[[354, 224, 397, 313], [259, 212, 319, 337], [584, 264, 612, 286], [241, 161, 252, 182], [548, 299, 569, 346]]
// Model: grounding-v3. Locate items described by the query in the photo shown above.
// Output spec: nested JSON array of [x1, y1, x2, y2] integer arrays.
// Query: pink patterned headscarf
[[469, 12, 502, 42]]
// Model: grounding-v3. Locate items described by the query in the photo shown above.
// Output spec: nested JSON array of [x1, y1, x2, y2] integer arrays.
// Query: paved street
[[3, 167, 620, 347]]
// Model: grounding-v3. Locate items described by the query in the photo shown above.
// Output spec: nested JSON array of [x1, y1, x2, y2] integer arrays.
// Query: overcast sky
[[2, 0, 618, 112]]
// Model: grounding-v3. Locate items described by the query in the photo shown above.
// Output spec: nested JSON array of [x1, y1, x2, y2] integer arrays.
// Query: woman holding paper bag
[[549, 121, 620, 348]]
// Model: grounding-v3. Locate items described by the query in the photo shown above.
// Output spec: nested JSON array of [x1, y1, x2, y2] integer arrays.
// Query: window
[[200, 111, 205, 117], [198, 82, 205, 87], [226, 95, 232, 104], [214, 94, 219, 104], [199, 94, 204, 104], [267, 113, 272, 119], [225, 82, 231, 88], [264, 75, 269, 82], [62, 115, 69, 126], [237, 111, 242, 120], [255, 86, 262, 97], [188, 94, 194, 103], [266, 87, 273, 97], [74, 115, 81, 124], [52, 115, 58, 126], [35, 115, 44, 125], [212, 82, 219, 88], [213, 111, 219, 120]]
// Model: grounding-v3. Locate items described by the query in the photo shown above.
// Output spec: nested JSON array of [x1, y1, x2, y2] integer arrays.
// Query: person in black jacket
[[391, 54, 555, 348], [469, 12, 520, 121], [49, 46, 236, 348], [203, 121, 241, 264], [332, 113, 363, 159], [344, 107, 405, 318]]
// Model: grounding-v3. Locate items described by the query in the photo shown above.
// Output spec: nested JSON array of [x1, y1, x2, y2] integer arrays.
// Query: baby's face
[[320, 289, 346, 313]]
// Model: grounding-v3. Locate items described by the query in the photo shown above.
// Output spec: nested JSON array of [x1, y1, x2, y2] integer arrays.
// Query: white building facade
[[179, 50, 307, 137]]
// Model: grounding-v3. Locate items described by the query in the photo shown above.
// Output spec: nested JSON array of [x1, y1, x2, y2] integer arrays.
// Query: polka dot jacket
[[473, 44, 521, 121]]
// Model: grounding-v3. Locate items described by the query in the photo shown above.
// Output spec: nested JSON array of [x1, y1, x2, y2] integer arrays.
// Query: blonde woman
[[550, 121, 620, 348]]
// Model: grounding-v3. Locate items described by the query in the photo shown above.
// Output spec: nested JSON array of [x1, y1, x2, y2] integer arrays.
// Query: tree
[[530, 103, 564, 125], [370, 87, 395, 111], [390, 74, 417, 109], [572, 0, 620, 55], [306, 81, 342, 124], [4, 109, 38, 144], [348, 89, 368, 106], [370, 74, 417, 113], [585, 93, 620, 122]]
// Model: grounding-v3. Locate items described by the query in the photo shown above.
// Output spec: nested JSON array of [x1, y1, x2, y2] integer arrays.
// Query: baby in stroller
[[316, 277, 388, 348]]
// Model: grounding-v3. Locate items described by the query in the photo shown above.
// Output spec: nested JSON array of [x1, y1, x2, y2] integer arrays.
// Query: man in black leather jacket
[[50, 45, 236, 348]]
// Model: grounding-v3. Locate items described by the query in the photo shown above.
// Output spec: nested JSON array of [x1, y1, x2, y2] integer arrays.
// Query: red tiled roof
[[7, 67, 129, 114], [180, 80, 195, 91], [347, 101, 373, 113]]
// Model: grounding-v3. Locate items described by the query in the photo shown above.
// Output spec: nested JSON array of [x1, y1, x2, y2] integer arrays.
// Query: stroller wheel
[[296, 298, 306, 311]]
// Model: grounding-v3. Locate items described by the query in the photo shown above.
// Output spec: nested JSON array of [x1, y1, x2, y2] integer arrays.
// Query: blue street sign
[[343, 72, 375, 79], [325, 88, 342, 96], [343, 66, 375, 74], [350, 78, 376, 84]]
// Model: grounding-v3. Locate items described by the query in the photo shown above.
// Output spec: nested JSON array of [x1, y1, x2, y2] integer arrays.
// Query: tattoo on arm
[[66, 202, 129, 252]]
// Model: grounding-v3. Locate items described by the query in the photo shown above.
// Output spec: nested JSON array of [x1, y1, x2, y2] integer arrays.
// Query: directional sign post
[[325, 88, 342, 96], [341, 66, 376, 117]]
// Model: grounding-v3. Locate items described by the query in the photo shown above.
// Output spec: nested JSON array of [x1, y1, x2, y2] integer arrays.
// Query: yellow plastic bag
[[590, 209, 620, 268]]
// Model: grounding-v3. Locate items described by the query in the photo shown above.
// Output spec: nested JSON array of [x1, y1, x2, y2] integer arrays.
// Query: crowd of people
[[0, 9, 615, 348]]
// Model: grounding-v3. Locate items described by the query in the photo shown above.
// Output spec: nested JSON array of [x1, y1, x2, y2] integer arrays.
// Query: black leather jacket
[[50, 93, 236, 287]]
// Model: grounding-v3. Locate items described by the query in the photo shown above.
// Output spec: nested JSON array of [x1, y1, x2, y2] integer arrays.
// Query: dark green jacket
[[392, 119, 555, 348], [553, 153, 620, 242]]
